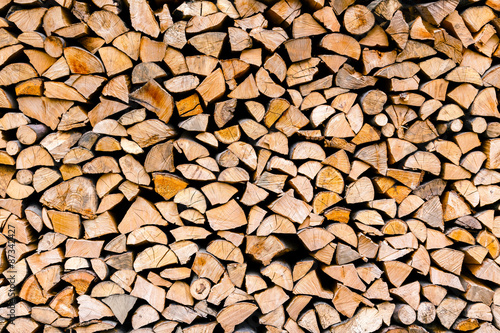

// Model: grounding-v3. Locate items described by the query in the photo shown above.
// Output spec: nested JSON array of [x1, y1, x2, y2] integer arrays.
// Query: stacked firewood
[[2, 0, 500, 331]]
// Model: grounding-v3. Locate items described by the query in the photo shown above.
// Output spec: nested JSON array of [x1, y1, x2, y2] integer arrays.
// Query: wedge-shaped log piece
[[386, 11, 408, 49], [0, 44, 24, 68], [207, 239, 244, 263], [40, 176, 97, 218], [257, 214, 295, 236], [227, 141, 257, 170], [134, 245, 178, 272], [323, 264, 366, 292], [88, 98, 128, 127], [127, 119, 177, 148], [87, 10, 128, 43], [268, 190, 312, 224], [118, 197, 166, 234], [0, 88, 15, 109], [412, 196, 443, 231], [99, 46, 133, 77], [336, 64, 378, 89], [419, 57, 455, 80], [470, 87, 500, 118], [482, 64, 500, 88], [144, 141, 174, 173], [77, 295, 114, 322], [416, 0, 459, 25], [129, 0, 160, 38], [404, 120, 439, 144], [189, 32, 226, 58], [298, 228, 335, 251], [64, 47, 104, 74], [119, 154, 150, 186], [196, 68, 226, 106], [404, 151, 441, 176], [333, 284, 373, 318], [255, 286, 289, 314], [65, 239, 104, 258], [290, 141, 325, 161], [462, 5, 495, 33], [330, 307, 382, 333], [286, 58, 320, 87], [131, 275, 165, 312], [383, 261, 412, 287], [44, 81, 86, 103], [346, 177, 374, 204], [431, 248, 464, 276], [250, 27, 288, 52], [246, 235, 291, 266], [436, 296, 466, 329], [206, 199, 247, 230], [130, 80, 174, 123], [256, 67, 285, 98], [102, 294, 137, 324], [445, 66, 482, 86], [192, 251, 225, 283], [355, 142, 387, 175], [8, 7, 47, 32], [84, 211, 118, 238], [268, 0, 302, 26], [177, 164, 215, 181], [316, 166, 344, 194], [430, 267, 464, 291], [16, 145, 54, 169], [83, 156, 120, 174], [18, 97, 73, 130], [227, 74, 260, 99], [47, 210, 80, 238], [0, 63, 37, 86], [217, 302, 258, 332], [375, 62, 419, 79], [397, 40, 437, 62], [320, 33, 360, 59], [292, 13, 326, 38]]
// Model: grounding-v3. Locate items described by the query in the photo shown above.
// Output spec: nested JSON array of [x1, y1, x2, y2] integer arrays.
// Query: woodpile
[[2, 0, 500, 332]]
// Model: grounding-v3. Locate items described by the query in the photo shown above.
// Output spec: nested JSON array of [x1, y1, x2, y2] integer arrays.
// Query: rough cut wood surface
[[0, 0, 500, 332]]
